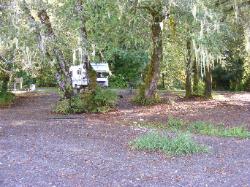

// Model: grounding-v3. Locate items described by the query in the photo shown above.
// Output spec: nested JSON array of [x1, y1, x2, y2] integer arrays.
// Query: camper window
[[97, 72, 109, 78]]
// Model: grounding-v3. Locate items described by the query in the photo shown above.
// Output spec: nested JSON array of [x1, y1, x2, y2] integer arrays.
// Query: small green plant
[[130, 132, 208, 156], [0, 92, 15, 107]]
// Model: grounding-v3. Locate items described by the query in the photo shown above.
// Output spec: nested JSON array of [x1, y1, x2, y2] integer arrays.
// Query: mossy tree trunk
[[0, 55, 11, 93], [204, 64, 213, 98], [1, 73, 9, 93], [37, 9, 73, 99], [144, 13, 164, 99], [193, 59, 199, 94], [22, 1, 73, 99], [185, 38, 192, 98], [76, 0, 96, 91]]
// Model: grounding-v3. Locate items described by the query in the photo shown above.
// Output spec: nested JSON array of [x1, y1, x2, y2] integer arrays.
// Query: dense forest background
[[1, 0, 250, 102]]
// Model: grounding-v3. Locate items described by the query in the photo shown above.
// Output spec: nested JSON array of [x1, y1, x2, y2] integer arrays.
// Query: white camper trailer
[[69, 63, 111, 89]]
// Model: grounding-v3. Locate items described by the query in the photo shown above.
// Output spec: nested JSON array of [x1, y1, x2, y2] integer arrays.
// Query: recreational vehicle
[[70, 63, 111, 89]]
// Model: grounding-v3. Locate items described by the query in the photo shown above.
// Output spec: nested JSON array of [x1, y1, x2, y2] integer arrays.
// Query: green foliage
[[53, 87, 117, 114], [109, 74, 128, 88], [109, 50, 148, 88], [0, 92, 15, 107], [213, 59, 245, 91], [133, 89, 161, 106], [82, 87, 118, 113], [52, 99, 72, 114], [15, 70, 35, 88], [136, 116, 250, 139], [188, 121, 250, 138], [167, 117, 250, 138], [130, 132, 208, 156], [167, 116, 184, 130], [244, 75, 250, 91], [36, 63, 57, 87], [195, 80, 205, 95]]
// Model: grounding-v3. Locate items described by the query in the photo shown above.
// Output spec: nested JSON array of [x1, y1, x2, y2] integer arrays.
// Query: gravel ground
[[0, 92, 250, 187]]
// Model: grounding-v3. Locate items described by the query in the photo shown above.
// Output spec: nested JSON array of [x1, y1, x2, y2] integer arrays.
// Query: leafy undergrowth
[[53, 87, 117, 114], [137, 116, 250, 139], [0, 92, 15, 107], [130, 132, 209, 156]]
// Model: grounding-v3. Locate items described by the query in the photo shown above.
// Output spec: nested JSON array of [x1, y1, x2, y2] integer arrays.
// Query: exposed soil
[[0, 91, 250, 186]]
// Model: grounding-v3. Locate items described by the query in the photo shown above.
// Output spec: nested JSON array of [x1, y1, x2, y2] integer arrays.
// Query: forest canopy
[[0, 0, 250, 105]]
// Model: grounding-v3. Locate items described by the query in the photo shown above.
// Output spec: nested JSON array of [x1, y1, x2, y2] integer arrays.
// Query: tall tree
[[135, 0, 169, 101], [20, 1, 73, 99]]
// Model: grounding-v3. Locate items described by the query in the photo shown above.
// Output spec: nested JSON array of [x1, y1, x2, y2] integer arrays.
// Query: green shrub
[[53, 87, 118, 114], [52, 99, 71, 114], [133, 86, 161, 106], [82, 87, 118, 113], [130, 132, 208, 156], [0, 92, 15, 107], [109, 74, 128, 88], [133, 95, 160, 106]]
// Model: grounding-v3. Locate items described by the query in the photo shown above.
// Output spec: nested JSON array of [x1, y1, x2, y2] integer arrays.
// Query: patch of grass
[[130, 132, 208, 156], [0, 92, 15, 107], [135, 116, 250, 139], [167, 115, 185, 130], [188, 121, 250, 138]]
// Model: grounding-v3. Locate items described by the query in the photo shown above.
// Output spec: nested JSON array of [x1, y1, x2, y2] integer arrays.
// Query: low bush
[[0, 92, 15, 107], [133, 86, 161, 106], [130, 132, 208, 156], [53, 86, 118, 114], [133, 95, 161, 106], [52, 99, 71, 114]]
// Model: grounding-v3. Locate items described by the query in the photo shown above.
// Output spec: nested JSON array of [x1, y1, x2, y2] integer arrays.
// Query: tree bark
[[37, 9, 73, 99], [193, 59, 199, 94], [144, 14, 163, 99], [1, 74, 9, 92], [76, 0, 96, 90], [185, 38, 192, 97], [20, 1, 73, 99], [204, 64, 213, 98]]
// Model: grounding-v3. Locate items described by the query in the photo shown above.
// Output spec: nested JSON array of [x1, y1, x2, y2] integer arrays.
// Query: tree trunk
[[193, 59, 199, 94], [185, 38, 192, 98], [1, 74, 9, 93], [76, 0, 96, 91], [37, 9, 73, 99], [204, 64, 213, 98], [162, 73, 165, 89], [144, 15, 163, 99], [21, 2, 73, 99]]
